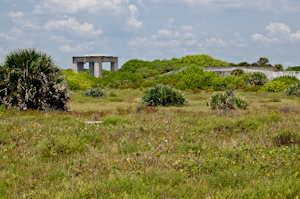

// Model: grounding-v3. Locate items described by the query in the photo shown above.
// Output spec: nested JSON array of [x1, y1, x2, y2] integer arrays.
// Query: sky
[[0, 0, 300, 70]]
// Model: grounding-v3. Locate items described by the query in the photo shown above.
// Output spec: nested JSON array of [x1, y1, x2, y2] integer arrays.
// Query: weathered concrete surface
[[162, 66, 300, 80], [206, 68, 300, 80], [72, 54, 118, 77]]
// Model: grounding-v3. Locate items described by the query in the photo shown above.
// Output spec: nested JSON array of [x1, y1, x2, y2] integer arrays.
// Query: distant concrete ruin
[[72, 55, 118, 77]]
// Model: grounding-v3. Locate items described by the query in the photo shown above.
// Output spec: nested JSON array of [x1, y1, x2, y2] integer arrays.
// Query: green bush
[[247, 72, 268, 86], [263, 76, 299, 92], [0, 48, 70, 111], [142, 84, 187, 106], [141, 80, 157, 88], [231, 68, 245, 76], [82, 88, 106, 97], [272, 130, 300, 147], [286, 66, 300, 71], [63, 70, 96, 90], [206, 90, 249, 110], [262, 81, 288, 92], [285, 81, 300, 96]]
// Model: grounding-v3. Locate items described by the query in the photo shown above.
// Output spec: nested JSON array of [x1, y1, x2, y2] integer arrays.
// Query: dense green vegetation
[[286, 66, 300, 71]]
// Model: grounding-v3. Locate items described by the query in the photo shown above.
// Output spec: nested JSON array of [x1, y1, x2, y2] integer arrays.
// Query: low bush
[[247, 72, 268, 86], [142, 84, 187, 106], [262, 81, 288, 92], [141, 80, 157, 88], [231, 68, 245, 76], [82, 88, 106, 97], [63, 70, 96, 90], [206, 90, 249, 110], [262, 76, 299, 92], [285, 81, 300, 96]]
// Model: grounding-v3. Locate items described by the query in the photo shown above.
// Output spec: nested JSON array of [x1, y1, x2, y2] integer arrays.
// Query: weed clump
[[206, 90, 249, 110], [82, 88, 106, 97], [272, 130, 300, 147], [141, 84, 187, 106]]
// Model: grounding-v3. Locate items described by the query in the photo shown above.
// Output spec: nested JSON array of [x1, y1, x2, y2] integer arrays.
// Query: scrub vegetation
[[1, 90, 300, 198], [1, 49, 300, 198]]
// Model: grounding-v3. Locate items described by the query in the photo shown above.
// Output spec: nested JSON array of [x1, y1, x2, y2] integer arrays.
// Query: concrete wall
[[206, 68, 300, 80], [161, 66, 300, 80]]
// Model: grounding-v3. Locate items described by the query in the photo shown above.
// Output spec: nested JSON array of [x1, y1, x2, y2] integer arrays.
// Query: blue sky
[[0, 0, 299, 70]]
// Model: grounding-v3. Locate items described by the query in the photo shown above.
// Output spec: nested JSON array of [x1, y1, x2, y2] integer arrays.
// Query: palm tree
[[0, 48, 70, 111]]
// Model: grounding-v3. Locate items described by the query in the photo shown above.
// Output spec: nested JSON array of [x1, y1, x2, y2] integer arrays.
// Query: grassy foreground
[[1, 89, 300, 198]]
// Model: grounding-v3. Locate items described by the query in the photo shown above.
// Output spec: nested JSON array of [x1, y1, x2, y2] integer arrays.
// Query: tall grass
[[1, 89, 300, 198]]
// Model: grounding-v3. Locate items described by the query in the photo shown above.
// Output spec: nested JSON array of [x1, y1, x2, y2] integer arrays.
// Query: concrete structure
[[162, 66, 300, 80], [72, 55, 118, 77], [205, 67, 300, 80]]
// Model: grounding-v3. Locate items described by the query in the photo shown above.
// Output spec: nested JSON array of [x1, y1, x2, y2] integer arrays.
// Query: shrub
[[63, 70, 96, 90], [206, 90, 249, 110], [231, 68, 245, 76], [0, 48, 70, 111], [262, 81, 288, 92], [141, 80, 157, 88], [285, 81, 300, 96], [82, 88, 106, 97], [142, 84, 187, 106], [247, 72, 268, 86]]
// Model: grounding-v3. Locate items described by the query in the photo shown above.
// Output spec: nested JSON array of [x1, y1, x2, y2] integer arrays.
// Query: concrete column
[[94, 58, 102, 77], [77, 62, 84, 72], [89, 62, 94, 76], [111, 62, 116, 71]]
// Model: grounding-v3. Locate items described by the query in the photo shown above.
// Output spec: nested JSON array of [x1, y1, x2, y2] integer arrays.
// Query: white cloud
[[205, 38, 226, 46], [157, 29, 173, 37], [34, 0, 129, 14], [181, 25, 193, 31], [126, 4, 143, 28], [9, 11, 24, 18], [58, 43, 94, 53], [44, 16, 103, 36], [50, 35, 72, 43], [251, 22, 300, 43]]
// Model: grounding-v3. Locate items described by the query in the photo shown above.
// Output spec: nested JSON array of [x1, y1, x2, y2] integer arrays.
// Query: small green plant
[[82, 88, 106, 97], [109, 92, 117, 97], [142, 84, 187, 106], [206, 90, 249, 110], [285, 81, 300, 96], [231, 68, 245, 77]]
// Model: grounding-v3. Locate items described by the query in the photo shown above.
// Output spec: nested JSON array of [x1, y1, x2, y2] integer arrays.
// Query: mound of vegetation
[[0, 48, 70, 111]]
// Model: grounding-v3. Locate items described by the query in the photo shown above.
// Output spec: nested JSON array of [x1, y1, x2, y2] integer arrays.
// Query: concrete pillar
[[77, 62, 84, 72], [111, 62, 116, 71], [94, 59, 102, 77], [89, 62, 94, 76]]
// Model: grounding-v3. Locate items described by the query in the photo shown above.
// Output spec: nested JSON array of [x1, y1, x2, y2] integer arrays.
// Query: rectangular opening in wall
[[102, 62, 110, 77]]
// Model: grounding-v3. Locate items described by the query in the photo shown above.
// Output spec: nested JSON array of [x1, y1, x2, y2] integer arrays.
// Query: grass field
[[1, 89, 300, 198]]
